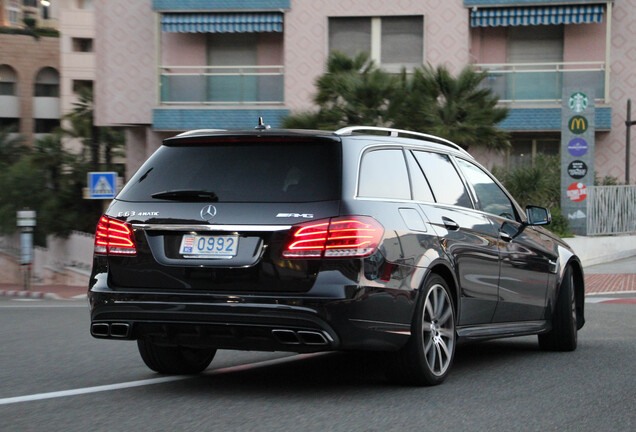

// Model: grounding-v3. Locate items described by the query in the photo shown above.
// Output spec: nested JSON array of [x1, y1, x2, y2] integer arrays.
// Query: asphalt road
[[0, 298, 634, 432]]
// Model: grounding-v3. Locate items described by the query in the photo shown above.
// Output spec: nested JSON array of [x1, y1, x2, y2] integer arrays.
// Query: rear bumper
[[88, 285, 413, 353]]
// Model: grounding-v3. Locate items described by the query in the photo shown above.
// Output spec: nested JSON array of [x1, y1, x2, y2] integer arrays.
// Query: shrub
[[492, 154, 571, 237]]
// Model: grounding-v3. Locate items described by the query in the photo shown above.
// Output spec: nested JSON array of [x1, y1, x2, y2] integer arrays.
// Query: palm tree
[[283, 52, 396, 129], [389, 65, 510, 151], [65, 87, 99, 170], [283, 54, 510, 151], [63, 87, 124, 171]]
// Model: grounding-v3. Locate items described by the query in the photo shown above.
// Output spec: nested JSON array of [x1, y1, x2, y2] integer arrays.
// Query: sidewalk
[[0, 284, 86, 300], [584, 255, 636, 296]]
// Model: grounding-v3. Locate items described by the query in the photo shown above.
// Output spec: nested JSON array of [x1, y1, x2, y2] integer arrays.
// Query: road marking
[[0, 353, 323, 406], [0, 376, 186, 406]]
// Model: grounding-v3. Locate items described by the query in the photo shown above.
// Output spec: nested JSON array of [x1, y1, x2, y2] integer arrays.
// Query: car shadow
[[157, 337, 547, 395]]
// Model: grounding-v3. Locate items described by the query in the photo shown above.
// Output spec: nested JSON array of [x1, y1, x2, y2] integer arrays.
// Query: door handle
[[442, 217, 459, 231]]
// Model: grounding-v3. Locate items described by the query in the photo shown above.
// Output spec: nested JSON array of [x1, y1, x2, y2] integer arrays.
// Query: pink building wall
[[94, 0, 155, 126], [160, 33, 283, 67], [95, 0, 471, 124], [563, 22, 606, 64], [470, 27, 507, 64], [162, 33, 207, 67], [466, 3, 636, 182], [470, 22, 606, 65], [596, 0, 636, 182], [258, 33, 284, 66], [93, 0, 636, 182], [283, 0, 470, 111]]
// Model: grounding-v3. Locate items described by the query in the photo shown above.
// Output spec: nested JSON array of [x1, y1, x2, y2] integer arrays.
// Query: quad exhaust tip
[[91, 322, 131, 338], [92, 323, 328, 345]]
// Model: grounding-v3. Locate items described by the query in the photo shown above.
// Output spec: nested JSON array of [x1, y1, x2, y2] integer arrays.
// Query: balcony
[[475, 61, 606, 103], [159, 65, 284, 105]]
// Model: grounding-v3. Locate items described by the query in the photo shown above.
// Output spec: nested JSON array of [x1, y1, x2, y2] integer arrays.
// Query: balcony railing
[[159, 65, 284, 105], [474, 62, 606, 103]]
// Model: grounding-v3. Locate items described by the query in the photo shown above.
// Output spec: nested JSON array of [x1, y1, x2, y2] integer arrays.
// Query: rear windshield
[[117, 139, 342, 203]]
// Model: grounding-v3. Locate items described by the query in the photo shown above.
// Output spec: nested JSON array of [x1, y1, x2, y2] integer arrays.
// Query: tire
[[388, 274, 456, 386], [538, 266, 578, 351], [137, 338, 216, 374]]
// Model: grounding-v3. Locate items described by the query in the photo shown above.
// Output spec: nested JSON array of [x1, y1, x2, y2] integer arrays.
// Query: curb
[[0, 290, 61, 300]]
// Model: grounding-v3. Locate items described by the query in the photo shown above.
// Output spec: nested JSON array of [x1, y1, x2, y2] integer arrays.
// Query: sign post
[[17, 210, 36, 291], [561, 90, 595, 235]]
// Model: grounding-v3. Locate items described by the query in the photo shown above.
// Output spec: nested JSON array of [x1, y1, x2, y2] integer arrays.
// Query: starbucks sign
[[568, 92, 588, 113]]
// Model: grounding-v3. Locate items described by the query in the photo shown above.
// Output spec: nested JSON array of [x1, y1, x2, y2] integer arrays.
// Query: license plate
[[179, 234, 238, 258]]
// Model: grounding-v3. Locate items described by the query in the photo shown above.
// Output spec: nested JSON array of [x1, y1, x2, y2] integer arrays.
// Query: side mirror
[[525, 206, 551, 226]]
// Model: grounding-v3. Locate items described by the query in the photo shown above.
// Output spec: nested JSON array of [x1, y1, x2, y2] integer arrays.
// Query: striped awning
[[161, 12, 283, 33], [470, 5, 604, 27]]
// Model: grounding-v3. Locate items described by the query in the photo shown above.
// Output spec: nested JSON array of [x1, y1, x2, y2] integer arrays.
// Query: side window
[[358, 149, 411, 200], [405, 150, 435, 202], [455, 158, 517, 220], [413, 151, 473, 208]]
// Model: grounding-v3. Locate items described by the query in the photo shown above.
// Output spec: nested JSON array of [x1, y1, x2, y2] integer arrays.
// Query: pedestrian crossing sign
[[88, 172, 118, 199]]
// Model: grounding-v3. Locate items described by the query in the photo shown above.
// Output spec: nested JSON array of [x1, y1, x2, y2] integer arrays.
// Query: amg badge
[[276, 213, 314, 219]]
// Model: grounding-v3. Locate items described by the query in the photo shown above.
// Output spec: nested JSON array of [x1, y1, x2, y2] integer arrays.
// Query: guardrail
[[587, 185, 636, 235], [159, 65, 284, 105], [474, 62, 606, 103]]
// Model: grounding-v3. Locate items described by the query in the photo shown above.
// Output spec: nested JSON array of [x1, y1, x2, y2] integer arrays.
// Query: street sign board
[[88, 172, 118, 199], [561, 89, 594, 235]]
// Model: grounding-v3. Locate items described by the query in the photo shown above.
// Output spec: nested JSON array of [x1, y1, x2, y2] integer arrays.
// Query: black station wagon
[[88, 124, 585, 385]]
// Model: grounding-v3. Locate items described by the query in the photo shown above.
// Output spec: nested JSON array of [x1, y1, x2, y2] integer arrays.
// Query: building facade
[[0, 32, 60, 146], [0, 0, 58, 29], [58, 0, 95, 152], [0, 0, 94, 148], [59, 0, 94, 114], [93, 0, 636, 183]]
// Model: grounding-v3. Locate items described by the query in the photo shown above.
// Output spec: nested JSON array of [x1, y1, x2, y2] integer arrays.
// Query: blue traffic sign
[[88, 172, 117, 199]]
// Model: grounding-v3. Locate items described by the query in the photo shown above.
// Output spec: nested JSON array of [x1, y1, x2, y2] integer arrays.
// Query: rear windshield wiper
[[151, 190, 219, 202]]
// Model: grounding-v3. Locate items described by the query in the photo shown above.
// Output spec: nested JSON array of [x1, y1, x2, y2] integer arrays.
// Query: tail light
[[94, 216, 137, 256], [282, 216, 383, 259]]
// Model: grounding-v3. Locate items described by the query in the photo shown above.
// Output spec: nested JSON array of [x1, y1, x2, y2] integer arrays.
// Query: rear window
[[117, 139, 342, 203]]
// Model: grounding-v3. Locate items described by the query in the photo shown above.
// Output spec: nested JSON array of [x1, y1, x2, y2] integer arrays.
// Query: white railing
[[159, 65, 284, 105], [587, 185, 636, 235], [474, 61, 606, 103]]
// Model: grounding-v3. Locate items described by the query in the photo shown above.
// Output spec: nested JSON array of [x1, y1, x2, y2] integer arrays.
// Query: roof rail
[[175, 129, 227, 137], [334, 126, 471, 157]]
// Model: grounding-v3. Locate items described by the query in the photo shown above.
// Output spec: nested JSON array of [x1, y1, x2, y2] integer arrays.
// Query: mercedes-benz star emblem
[[200, 205, 217, 221]]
